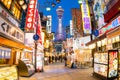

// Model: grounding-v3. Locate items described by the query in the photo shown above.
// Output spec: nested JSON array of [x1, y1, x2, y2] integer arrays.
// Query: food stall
[[93, 50, 119, 80]]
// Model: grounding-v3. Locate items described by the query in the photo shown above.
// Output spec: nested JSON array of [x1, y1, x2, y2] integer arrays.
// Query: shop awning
[[86, 34, 106, 46], [0, 36, 32, 50], [107, 26, 120, 39]]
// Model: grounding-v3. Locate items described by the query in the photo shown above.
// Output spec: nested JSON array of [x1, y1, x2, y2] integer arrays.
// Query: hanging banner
[[34, 9, 42, 44], [25, 0, 37, 31], [81, 0, 91, 34]]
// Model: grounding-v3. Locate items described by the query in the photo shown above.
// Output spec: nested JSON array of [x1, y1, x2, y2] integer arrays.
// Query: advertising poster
[[93, 0, 106, 29], [81, 0, 91, 34], [108, 50, 118, 78]]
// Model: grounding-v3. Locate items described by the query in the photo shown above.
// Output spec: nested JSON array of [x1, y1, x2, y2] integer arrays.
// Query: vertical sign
[[46, 15, 52, 33], [70, 20, 74, 36], [25, 0, 37, 31], [81, 0, 91, 34]]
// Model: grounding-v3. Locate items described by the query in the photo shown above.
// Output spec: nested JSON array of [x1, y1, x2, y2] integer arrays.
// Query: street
[[20, 62, 100, 80]]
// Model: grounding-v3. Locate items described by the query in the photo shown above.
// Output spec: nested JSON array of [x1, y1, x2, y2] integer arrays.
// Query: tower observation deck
[[56, 6, 64, 41]]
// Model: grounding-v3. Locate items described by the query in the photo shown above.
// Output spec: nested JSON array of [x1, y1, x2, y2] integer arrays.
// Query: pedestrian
[[64, 55, 67, 66], [52, 56, 54, 63], [70, 50, 76, 68]]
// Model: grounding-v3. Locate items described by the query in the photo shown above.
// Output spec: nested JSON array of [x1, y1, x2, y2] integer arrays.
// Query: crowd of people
[[44, 47, 78, 69]]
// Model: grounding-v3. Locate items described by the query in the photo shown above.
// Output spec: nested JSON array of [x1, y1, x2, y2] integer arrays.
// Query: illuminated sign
[[0, 6, 19, 27], [93, 0, 106, 29], [47, 15, 52, 33], [0, 17, 24, 43], [70, 20, 73, 35], [99, 16, 120, 36], [81, 0, 91, 34], [25, 0, 37, 30]]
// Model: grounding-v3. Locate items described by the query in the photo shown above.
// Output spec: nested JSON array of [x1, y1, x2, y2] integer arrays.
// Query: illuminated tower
[[56, 6, 64, 41]]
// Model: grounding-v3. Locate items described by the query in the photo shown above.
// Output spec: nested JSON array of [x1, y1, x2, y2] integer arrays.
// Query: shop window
[[1, 0, 12, 9], [112, 42, 119, 49], [11, 2, 21, 20]]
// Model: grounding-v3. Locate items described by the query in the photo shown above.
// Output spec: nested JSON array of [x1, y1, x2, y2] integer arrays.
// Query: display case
[[93, 50, 119, 80], [18, 59, 35, 77], [0, 65, 18, 80]]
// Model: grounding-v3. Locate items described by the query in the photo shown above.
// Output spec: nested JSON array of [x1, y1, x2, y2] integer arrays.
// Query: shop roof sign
[[99, 16, 120, 36]]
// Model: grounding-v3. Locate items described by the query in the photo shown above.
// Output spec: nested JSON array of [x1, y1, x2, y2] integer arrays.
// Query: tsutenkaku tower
[[56, 6, 64, 41]]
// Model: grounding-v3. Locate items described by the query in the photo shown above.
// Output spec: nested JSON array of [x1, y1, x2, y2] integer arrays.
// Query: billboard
[[81, 0, 91, 34], [93, 0, 106, 29]]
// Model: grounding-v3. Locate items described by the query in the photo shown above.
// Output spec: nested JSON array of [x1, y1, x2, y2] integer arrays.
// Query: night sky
[[38, 0, 80, 33]]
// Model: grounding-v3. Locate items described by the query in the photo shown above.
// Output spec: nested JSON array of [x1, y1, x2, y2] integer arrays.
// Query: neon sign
[[81, 0, 91, 34]]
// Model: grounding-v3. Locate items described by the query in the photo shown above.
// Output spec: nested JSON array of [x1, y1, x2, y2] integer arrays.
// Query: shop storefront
[[72, 36, 92, 68], [0, 3, 33, 78], [106, 27, 120, 72], [86, 15, 120, 80]]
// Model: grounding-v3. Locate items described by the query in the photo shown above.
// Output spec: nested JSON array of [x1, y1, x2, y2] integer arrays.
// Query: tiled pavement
[[20, 62, 119, 80]]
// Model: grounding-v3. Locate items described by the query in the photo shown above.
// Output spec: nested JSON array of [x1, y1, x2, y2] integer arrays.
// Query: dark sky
[[38, 0, 80, 32]]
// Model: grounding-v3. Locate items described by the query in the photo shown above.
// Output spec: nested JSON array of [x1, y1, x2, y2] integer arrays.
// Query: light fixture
[[8, 1, 11, 4], [46, 7, 51, 11], [22, 4, 27, 10], [78, 0, 82, 4], [19, 0, 24, 5]]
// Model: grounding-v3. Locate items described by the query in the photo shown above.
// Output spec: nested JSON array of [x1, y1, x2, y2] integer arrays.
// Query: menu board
[[94, 52, 108, 77], [94, 50, 118, 79], [108, 50, 118, 78], [94, 63, 107, 77], [94, 52, 108, 64]]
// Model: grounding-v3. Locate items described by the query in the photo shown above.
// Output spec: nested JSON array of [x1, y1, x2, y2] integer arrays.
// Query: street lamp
[[78, 0, 82, 4], [46, 7, 51, 11]]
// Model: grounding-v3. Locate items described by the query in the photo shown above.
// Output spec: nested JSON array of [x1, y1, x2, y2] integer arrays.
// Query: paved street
[[20, 62, 102, 80]]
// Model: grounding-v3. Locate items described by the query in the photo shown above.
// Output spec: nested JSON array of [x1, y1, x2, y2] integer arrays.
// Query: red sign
[[35, 9, 42, 44], [25, 0, 36, 30]]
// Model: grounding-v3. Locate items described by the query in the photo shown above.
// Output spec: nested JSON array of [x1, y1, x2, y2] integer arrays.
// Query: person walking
[[64, 54, 67, 66]]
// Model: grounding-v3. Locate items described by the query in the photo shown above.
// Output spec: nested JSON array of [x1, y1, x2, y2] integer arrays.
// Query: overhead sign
[[81, 0, 91, 34], [25, 0, 37, 31], [99, 16, 120, 36], [0, 6, 19, 27], [0, 17, 24, 43]]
